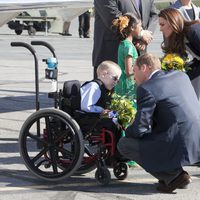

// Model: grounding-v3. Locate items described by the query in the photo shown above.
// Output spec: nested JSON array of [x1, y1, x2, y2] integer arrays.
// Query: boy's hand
[[108, 110, 118, 118], [101, 109, 110, 116]]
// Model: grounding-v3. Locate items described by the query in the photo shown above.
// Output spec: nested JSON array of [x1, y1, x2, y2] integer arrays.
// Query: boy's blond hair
[[96, 60, 121, 77]]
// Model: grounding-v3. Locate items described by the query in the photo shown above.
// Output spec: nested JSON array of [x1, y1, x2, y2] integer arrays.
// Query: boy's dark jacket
[[81, 79, 111, 110]]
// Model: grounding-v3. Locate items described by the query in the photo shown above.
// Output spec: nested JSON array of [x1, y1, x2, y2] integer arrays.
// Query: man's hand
[[140, 30, 153, 44]]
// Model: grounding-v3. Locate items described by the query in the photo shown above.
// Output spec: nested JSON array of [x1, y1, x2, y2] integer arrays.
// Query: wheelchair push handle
[[31, 40, 59, 108], [31, 41, 56, 58], [11, 41, 40, 111], [11, 42, 36, 55]]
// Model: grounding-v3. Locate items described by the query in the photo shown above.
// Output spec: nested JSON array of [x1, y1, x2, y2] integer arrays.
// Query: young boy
[[76, 60, 122, 134]]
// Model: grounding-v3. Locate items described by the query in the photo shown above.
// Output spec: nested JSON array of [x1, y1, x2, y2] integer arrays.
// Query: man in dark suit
[[92, 0, 158, 78], [118, 53, 200, 193]]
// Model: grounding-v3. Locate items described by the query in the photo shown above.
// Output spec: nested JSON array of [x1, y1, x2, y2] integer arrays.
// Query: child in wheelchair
[[61, 61, 131, 183], [61, 60, 121, 135], [78, 60, 121, 134], [78, 60, 124, 166], [62, 60, 122, 157]]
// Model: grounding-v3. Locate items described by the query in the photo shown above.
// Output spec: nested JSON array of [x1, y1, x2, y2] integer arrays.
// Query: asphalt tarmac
[[0, 18, 200, 200]]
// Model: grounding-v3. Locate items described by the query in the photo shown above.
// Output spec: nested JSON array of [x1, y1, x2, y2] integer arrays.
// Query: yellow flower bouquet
[[109, 93, 136, 128], [161, 53, 186, 72]]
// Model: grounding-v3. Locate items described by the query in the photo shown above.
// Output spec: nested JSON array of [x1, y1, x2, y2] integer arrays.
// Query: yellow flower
[[164, 54, 173, 61], [161, 53, 186, 72], [174, 56, 184, 66], [118, 16, 129, 31], [112, 16, 129, 33]]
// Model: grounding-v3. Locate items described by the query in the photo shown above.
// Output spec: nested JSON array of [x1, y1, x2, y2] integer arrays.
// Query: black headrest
[[63, 80, 81, 98]]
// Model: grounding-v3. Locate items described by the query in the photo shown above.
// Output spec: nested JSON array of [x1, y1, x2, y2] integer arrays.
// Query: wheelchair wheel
[[113, 162, 128, 180], [95, 167, 111, 185], [19, 109, 84, 181]]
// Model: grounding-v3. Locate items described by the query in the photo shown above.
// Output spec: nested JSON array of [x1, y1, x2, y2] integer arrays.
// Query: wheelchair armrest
[[73, 110, 101, 118]]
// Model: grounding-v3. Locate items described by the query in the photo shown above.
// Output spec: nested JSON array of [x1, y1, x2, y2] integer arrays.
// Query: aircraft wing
[[0, 0, 93, 27]]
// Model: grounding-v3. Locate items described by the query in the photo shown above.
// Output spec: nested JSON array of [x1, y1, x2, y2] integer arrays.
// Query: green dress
[[115, 39, 138, 107], [115, 39, 138, 167]]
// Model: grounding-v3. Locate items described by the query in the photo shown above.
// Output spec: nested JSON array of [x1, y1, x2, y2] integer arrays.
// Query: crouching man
[[118, 53, 200, 193]]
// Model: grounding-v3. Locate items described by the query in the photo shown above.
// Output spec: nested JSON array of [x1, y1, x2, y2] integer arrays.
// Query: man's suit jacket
[[170, 0, 200, 20], [125, 70, 200, 172], [92, 0, 158, 68]]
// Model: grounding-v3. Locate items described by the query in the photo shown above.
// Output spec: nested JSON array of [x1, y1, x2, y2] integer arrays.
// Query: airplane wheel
[[15, 29, 23, 35], [19, 109, 84, 181], [113, 162, 128, 180], [95, 167, 111, 185], [28, 26, 36, 36]]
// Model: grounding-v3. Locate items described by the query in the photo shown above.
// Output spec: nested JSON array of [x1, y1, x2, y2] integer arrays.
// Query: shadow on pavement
[[0, 168, 158, 195], [0, 92, 54, 113]]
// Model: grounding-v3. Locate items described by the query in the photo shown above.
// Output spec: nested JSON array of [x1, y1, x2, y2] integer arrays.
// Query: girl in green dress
[[113, 13, 142, 167], [113, 13, 142, 107]]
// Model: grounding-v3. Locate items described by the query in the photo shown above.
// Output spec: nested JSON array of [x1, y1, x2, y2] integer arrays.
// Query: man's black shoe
[[59, 33, 72, 36], [84, 34, 90, 38], [193, 162, 200, 167], [157, 171, 191, 193], [158, 178, 191, 189]]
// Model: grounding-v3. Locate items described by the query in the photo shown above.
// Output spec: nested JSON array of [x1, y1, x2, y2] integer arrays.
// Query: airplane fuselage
[[0, 0, 93, 27]]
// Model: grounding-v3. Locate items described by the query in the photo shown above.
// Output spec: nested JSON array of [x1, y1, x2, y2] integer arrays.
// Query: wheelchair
[[12, 41, 129, 185]]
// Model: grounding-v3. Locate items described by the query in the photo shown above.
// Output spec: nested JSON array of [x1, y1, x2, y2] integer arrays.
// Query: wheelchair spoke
[[55, 128, 71, 143], [49, 147, 58, 174], [44, 116, 51, 138], [54, 146, 73, 159], [28, 132, 48, 146], [32, 146, 49, 163], [44, 116, 56, 144]]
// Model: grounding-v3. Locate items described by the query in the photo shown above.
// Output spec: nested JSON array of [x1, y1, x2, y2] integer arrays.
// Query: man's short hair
[[136, 53, 161, 71]]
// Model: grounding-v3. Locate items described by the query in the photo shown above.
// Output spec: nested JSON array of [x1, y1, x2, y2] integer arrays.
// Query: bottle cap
[[47, 57, 57, 68]]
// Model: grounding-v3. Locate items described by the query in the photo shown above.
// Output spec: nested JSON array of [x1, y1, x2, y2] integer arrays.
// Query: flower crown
[[112, 16, 129, 33]]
